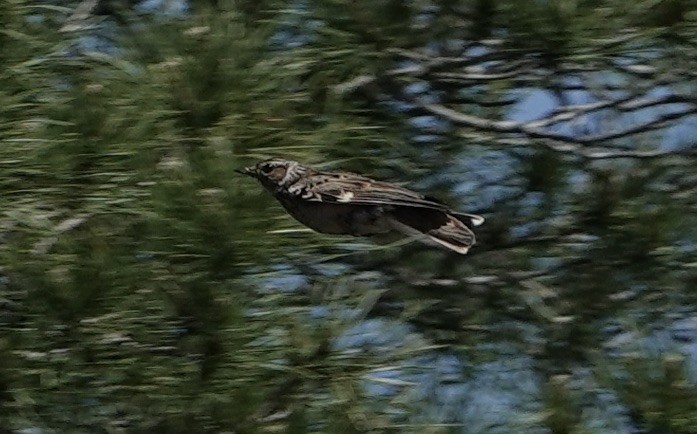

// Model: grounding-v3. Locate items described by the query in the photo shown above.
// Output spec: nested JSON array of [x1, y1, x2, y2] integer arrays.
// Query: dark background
[[1, 0, 696, 432]]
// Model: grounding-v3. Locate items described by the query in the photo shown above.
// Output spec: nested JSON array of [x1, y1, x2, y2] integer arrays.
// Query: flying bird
[[236, 158, 484, 254]]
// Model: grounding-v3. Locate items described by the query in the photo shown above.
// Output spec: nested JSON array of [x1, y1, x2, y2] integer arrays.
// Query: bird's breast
[[275, 197, 392, 236]]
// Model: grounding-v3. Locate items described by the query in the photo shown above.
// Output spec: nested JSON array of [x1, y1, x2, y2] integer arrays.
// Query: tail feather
[[453, 212, 485, 228], [424, 214, 476, 254], [389, 209, 477, 255]]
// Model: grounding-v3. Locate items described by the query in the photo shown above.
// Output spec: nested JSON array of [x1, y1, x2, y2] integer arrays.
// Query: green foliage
[[1, 0, 696, 432], [600, 353, 697, 434]]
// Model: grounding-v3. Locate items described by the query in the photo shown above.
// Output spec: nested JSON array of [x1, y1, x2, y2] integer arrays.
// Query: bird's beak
[[235, 166, 255, 177]]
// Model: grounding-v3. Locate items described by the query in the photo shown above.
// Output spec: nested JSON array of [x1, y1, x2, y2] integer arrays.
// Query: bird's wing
[[288, 172, 451, 210]]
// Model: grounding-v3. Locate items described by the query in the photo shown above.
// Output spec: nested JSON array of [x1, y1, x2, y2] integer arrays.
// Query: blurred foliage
[[1, 0, 697, 432]]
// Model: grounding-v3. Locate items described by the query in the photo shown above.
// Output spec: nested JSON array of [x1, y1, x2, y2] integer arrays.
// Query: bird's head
[[236, 158, 309, 190]]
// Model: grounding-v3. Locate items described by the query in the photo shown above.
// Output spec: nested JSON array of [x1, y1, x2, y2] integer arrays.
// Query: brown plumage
[[236, 158, 484, 254]]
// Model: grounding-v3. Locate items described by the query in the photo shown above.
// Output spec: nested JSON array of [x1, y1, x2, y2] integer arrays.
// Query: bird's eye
[[260, 164, 274, 174]]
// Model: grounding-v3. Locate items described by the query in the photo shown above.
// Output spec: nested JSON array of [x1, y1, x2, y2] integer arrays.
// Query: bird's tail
[[423, 214, 476, 254], [389, 208, 481, 255], [452, 212, 485, 228]]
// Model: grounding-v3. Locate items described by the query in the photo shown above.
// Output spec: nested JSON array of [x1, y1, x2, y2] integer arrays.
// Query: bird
[[236, 158, 484, 254]]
